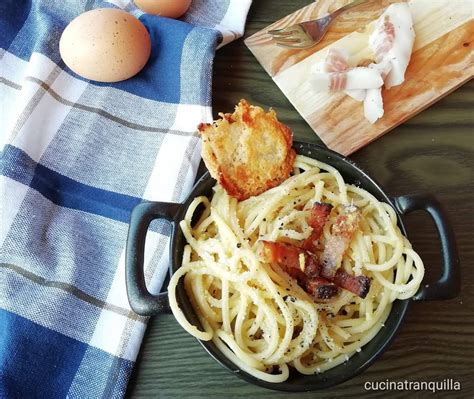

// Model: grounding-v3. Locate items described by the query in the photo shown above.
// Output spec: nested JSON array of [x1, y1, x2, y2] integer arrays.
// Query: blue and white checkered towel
[[0, 0, 251, 397]]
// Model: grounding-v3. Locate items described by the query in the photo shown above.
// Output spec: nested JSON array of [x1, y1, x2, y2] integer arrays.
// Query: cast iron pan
[[125, 142, 460, 391]]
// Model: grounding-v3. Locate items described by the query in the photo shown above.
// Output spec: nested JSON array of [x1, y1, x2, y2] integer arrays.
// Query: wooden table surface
[[126, 1, 474, 397]]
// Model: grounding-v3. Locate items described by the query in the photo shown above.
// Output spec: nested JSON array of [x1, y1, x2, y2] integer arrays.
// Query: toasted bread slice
[[198, 99, 296, 201]]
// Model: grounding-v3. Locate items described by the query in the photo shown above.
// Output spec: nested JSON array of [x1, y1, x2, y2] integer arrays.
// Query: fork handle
[[331, 0, 368, 17]]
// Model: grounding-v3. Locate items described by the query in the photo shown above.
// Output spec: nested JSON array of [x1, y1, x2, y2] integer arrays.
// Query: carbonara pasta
[[168, 155, 424, 382]]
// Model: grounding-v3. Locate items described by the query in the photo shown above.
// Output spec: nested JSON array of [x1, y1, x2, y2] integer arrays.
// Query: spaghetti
[[168, 155, 424, 383]]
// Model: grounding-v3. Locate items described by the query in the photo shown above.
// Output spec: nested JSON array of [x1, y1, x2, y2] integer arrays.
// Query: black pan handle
[[125, 201, 181, 316], [391, 194, 460, 301]]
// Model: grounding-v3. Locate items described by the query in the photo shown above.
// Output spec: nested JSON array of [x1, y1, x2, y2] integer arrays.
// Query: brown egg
[[59, 8, 151, 83], [134, 0, 192, 19]]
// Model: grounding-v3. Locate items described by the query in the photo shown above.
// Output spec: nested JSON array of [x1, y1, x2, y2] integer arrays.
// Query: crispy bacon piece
[[261, 241, 320, 280], [261, 204, 371, 302], [334, 270, 371, 299], [305, 278, 338, 301], [301, 202, 333, 252], [320, 206, 361, 279], [261, 241, 337, 301]]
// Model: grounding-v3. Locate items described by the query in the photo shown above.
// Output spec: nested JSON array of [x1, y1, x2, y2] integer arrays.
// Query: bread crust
[[198, 99, 296, 200]]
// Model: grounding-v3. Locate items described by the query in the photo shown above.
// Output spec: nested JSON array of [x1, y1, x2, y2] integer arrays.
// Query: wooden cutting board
[[245, 0, 473, 155]]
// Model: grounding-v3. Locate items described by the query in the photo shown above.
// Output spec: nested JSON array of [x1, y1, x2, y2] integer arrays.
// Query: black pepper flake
[[263, 218, 266, 222], [283, 295, 288, 301], [236, 243, 242, 248]]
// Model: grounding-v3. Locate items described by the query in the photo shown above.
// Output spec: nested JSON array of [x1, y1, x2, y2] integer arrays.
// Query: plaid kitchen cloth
[[0, 0, 251, 397]]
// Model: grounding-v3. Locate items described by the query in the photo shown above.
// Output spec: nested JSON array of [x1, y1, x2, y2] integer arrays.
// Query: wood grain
[[245, 0, 473, 155], [126, 0, 474, 397]]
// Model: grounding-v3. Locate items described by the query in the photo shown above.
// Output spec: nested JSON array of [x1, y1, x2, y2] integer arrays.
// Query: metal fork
[[268, 0, 368, 49]]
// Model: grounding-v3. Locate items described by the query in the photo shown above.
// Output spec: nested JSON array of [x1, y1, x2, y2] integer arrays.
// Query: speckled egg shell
[[134, 0, 192, 19], [59, 8, 151, 83]]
